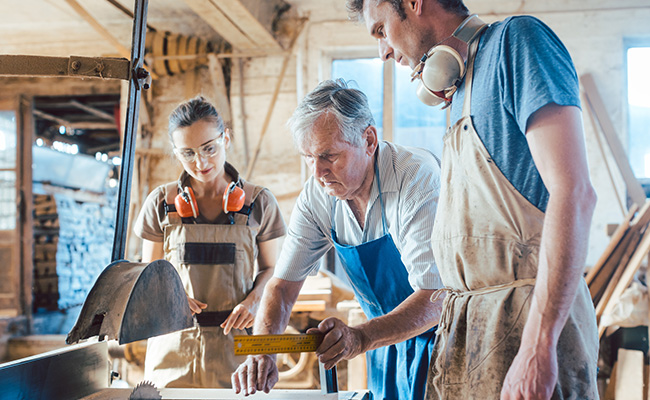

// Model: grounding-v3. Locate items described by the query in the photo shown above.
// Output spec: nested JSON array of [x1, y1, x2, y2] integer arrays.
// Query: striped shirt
[[275, 141, 442, 290]]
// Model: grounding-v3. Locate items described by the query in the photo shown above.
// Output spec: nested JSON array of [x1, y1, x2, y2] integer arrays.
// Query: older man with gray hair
[[231, 79, 443, 400]]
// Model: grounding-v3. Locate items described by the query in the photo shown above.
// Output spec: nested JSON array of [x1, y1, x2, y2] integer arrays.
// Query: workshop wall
[[131, 0, 650, 268], [231, 0, 650, 267]]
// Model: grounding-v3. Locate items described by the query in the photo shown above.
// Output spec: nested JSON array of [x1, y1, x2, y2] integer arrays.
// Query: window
[[626, 44, 650, 193], [332, 58, 447, 158]]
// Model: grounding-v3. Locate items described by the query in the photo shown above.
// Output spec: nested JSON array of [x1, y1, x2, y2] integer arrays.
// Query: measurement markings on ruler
[[233, 334, 324, 355]]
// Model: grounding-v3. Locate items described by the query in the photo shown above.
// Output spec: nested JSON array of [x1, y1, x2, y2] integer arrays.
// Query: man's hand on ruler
[[231, 354, 278, 396], [307, 317, 367, 370]]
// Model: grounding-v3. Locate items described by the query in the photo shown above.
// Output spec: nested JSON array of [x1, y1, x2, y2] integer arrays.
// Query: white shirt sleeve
[[273, 180, 333, 282]]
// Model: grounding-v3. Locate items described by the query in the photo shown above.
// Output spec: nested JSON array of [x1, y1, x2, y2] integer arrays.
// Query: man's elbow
[[572, 180, 597, 217]]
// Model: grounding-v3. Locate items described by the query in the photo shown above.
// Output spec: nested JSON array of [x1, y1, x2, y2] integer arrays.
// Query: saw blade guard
[[66, 259, 193, 345]]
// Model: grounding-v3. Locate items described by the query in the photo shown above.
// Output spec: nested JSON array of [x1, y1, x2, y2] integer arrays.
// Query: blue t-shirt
[[449, 16, 581, 212]]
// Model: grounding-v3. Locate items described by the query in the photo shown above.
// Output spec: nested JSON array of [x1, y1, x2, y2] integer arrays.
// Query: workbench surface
[[81, 388, 370, 399]]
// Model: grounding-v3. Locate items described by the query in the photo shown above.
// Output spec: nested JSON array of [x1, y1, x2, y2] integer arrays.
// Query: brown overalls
[[144, 180, 262, 388]]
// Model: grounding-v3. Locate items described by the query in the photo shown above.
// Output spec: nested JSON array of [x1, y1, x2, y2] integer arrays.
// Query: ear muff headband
[[412, 14, 488, 108]]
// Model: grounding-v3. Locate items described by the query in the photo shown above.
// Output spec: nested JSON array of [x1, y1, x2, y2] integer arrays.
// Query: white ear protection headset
[[411, 14, 488, 108]]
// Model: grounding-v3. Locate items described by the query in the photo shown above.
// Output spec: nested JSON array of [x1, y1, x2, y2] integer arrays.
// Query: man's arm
[[232, 277, 304, 396], [501, 104, 597, 400], [309, 161, 444, 368], [308, 288, 443, 369]]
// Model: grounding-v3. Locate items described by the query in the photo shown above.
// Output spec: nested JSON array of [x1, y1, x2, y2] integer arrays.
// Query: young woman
[[133, 96, 286, 388]]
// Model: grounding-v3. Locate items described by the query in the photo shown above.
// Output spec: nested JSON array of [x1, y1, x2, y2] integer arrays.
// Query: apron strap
[[461, 37, 480, 118], [431, 278, 536, 333]]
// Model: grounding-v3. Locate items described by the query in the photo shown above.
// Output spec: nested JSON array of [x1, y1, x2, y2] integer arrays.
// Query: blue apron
[[330, 164, 436, 400]]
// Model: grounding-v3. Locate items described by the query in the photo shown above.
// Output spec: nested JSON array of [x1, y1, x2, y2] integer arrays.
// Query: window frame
[[623, 37, 650, 196]]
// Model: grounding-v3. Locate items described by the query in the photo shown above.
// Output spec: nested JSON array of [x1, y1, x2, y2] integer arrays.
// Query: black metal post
[[111, 0, 149, 262]]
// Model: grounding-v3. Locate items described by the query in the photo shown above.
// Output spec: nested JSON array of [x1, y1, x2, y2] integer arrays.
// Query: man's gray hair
[[288, 79, 375, 149]]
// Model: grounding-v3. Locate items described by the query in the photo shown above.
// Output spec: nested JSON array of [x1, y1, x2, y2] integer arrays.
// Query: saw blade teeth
[[130, 380, 161, 400]]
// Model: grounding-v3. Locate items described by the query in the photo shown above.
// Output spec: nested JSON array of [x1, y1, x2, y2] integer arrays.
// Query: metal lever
[[319, 361, 338, 394]]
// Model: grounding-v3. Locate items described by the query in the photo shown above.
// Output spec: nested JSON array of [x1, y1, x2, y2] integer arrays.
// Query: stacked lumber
[[33, 194, 60, 310], [32, 193, 115, 312], [586, 201, 650, 338]]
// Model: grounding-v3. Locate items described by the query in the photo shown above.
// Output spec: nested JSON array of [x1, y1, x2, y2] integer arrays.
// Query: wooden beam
[[182, 0, 256, 49], [585, 204, 638, 287], [581, 73, 646, 208], [68, 100, 116, 122], [211, 0, 281, 50], [18, 97, 34, 318], [245, 21, 306, 180], [0, 55, 130, 80], [207, 54, 232, 126], [33, 109, 117, 130], [581, 91, 626, 216], [105, 0, 157, 32], [598, 214, 650, 337], [64, 0, 131, 59], [615, 349, 644, 400]]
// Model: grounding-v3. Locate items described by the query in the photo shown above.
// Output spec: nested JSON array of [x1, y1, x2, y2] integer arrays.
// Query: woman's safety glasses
[[173, 132, 225, 163]]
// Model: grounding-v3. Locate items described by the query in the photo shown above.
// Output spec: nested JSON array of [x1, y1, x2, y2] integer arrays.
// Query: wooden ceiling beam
[[63, 0, 131, 59], [182, 0, 256, 49], [210, 0, 282, 50], [182, 0, 281, 51], [68, 100, 116, 123], [33, 109, 117, 131]]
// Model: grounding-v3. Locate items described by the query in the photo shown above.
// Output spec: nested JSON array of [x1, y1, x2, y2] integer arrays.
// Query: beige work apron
[[144, 182, 262, 388], [425, 39, 598, 399]]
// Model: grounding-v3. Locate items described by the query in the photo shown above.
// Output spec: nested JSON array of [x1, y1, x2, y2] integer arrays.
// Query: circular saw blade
[[129, 381, 162, 400]]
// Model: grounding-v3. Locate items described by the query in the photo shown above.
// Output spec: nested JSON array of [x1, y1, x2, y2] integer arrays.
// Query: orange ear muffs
[[223, 182, 245, 214], [175, 186, 199, 218]]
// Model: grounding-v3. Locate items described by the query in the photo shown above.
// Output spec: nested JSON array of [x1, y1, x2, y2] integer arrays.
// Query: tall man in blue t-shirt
[[346, 0, 599, 399]]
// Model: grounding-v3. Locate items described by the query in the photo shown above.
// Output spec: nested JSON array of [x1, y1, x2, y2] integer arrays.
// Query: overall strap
[[231, 181, 264, 225], [162, 181, 187, 225]]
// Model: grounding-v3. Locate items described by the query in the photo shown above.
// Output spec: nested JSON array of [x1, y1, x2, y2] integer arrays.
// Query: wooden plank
[[590, 228, 638, 305], [245, 21, 305, 179], [615, 349, 644, 400], [594, 229, 641, 320], [182, 0, 256, 49], [211, 0, 281, 50], [64, 0, 131, 59], [598, 224, 650, 337], [68, 100, 115, 122], [581, 91, 626, 215], [585, 203, 638, 286], [293, 300, 327, 312], [207, 54, 232, 126], [18, 97, 34, 318], [581, 73, 646, 208]]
